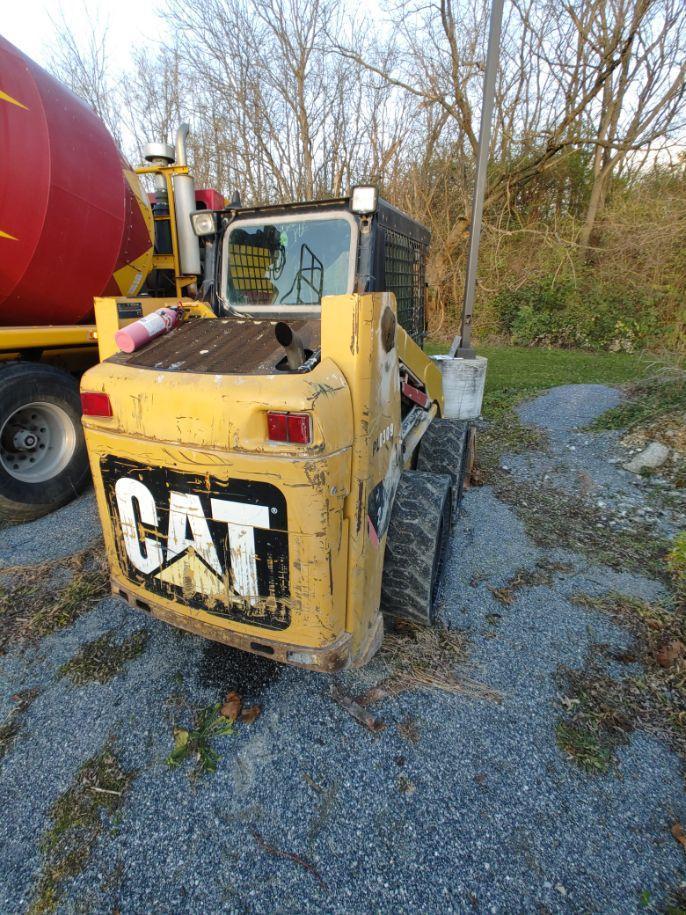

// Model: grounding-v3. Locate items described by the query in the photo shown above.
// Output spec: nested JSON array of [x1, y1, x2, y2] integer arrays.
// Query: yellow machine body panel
[[82, 292, 444, 669]]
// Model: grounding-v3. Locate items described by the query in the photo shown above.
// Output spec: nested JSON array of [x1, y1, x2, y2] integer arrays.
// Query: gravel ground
[[1, 384, 684, 913], [0, 491, 101, 569], [511, 384, 686, 539]]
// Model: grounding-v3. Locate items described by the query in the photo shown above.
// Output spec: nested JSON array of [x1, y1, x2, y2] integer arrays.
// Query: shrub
[[492, 277, 660, 351], [667, 532, 686, 597]]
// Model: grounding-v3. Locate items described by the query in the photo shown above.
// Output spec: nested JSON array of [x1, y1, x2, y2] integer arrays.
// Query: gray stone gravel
[[0, 489, 101, 569], [511, 384, 686, 539], [0, 384, 684, 913]]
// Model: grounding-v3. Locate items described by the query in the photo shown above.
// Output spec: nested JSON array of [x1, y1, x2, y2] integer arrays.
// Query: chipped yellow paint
[[81, 292, 446, 669], [0, 89, 28, 110]]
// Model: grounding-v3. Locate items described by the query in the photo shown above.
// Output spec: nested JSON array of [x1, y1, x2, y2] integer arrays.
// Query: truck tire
[[0, 362, 90, 522], [416, 419, 470, 515], [380, 471, 452, 626]]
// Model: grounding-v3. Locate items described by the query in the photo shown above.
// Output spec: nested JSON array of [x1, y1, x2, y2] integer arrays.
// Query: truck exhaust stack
[[275, 322, 306, 370], [171, 124, 201, 277]]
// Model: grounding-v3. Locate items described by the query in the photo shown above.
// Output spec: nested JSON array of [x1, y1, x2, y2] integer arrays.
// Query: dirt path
[[0, 384, 684, 913]]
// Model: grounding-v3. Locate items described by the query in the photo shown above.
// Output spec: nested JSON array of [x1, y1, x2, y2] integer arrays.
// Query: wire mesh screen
[[383, 229, 427, 344], [229, 244, 277, 304]]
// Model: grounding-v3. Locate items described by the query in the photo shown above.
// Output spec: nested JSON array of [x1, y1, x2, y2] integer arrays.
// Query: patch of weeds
[[167, 703, 235, 775], [59, 629, 148, 685], [555, 665, 633, 774], [492, 479, 669, 580], [0, 688, 39, 762], [0, 546, 109, 653], [397, 716, 420, 744], [396, 774, 416, 795], [30, 744, 134, 914], [357, 624, 501, 705], [590, 363, 686, 433], [668, 532, 686, 596], [665, 884, 686, 915], [556, 590, 686, 774], [555, 719, 615, 774], [488, 558, 573, 605]]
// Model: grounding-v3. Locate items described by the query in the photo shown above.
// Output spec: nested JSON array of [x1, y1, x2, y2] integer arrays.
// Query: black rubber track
[[380, 471, 452, 626], [416, 418, 470, 517], [0, 362, 90, 522]]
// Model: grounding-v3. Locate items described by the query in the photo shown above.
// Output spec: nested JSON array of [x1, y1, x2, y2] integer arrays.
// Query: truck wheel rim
[[0, 402, 76, 484]]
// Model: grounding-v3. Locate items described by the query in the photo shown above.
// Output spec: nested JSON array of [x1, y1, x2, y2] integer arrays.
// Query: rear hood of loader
[[80, 356, 352, 456]]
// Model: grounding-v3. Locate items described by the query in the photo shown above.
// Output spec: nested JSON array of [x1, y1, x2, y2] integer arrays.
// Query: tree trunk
[[579, 165, 611, 260]]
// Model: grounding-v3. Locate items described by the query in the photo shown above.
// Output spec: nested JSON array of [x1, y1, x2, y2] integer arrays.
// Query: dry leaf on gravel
[[487, 585, 515, 605], [240, 705, 261, 724], [220, 691, 242, 722], [331, 685, 386, 733], [656, 640, 685, 668], [671, 822, 686, 852]]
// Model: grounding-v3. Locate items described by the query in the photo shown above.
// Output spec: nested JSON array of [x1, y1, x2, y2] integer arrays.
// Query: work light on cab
[[267, 412, 312, 444], [190, 211, 217, 236], [350, 185, 378, 215]]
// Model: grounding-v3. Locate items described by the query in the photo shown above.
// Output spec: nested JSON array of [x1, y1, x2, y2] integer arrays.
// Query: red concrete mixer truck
[[0, 35, 220, 520]]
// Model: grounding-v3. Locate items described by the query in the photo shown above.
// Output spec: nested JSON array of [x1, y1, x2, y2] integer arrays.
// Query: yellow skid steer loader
[[80, 186, 478, 670]]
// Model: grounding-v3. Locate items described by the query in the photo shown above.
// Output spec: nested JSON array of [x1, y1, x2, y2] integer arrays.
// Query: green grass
[[426, 343, 647, 419], [59, 630, 148, 685], [30, 746, 134, 913], [590, 363, 686, 431]]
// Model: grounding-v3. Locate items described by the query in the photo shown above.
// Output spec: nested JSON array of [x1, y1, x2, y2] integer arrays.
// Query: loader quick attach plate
[[101, 456, 291, 630]]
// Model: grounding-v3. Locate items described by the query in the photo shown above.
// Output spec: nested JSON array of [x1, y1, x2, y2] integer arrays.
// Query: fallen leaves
[[167, 690, 261, 775], [487, 585, 515, 606], [220, 691, 242, 721], [671, 822, 686, 853], [330, 685, 386, 734], [656, 639, 686, 668], [220, 690, 261, 724], [240, 704, 262, 724]]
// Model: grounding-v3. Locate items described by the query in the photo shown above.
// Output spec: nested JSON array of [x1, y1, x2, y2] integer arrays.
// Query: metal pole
[[451, 0, 505, 359]]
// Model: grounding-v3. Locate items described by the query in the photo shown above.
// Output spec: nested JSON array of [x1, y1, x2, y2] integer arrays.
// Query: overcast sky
[[3, 0, 164, 68]]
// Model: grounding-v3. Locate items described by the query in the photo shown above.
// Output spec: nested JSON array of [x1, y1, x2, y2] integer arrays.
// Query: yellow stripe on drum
[[0, 89, 28, 109]]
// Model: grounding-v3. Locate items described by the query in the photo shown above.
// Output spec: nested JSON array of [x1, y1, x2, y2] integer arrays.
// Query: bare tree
[[574, 0, 686, 254], [157, 0, 408, 202], [334, 0, 686, 281], [49, 8, 124, 148]]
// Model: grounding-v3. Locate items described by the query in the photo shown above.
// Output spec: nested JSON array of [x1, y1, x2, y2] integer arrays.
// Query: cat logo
[[115, 479, 269, 600], [101, 456, 291, 631]]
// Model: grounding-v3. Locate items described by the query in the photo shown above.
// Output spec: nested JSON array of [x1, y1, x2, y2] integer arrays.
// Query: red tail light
[[81, 391, 113, 417], [267, 411, 288, 441], [267, 412, 312, 444]]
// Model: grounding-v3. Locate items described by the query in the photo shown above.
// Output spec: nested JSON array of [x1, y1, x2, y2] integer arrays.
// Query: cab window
[[226, 217, 353, 310]]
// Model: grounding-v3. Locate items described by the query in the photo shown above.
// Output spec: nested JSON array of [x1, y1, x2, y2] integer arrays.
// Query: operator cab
[[192, 187, 430, 346]]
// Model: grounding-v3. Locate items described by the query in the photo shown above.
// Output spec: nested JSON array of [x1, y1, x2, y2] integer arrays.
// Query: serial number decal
[[101, 456, 290, 630], [116, 302, 143, 319]]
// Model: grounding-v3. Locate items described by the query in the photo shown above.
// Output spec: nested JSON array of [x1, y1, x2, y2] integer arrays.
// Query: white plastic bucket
[[431, 355, 488, 420]]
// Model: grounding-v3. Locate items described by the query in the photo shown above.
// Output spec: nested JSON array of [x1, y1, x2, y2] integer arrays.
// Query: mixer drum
[[0, 35, 154, 326]]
